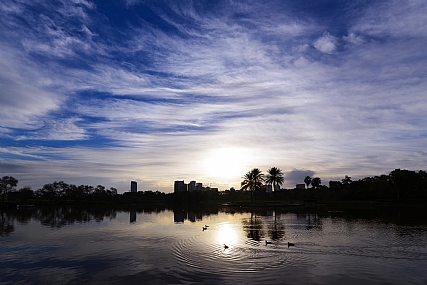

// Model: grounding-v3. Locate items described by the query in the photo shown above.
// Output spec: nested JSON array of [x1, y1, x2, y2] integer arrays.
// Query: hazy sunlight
[[202, 148, 249, 180]]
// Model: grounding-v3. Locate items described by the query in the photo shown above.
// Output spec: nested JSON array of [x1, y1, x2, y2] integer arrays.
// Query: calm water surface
[[1, 205, 427, 284]]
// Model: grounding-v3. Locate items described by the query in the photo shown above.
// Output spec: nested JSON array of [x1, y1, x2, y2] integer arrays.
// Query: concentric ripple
[[172, 223, 299, 275]]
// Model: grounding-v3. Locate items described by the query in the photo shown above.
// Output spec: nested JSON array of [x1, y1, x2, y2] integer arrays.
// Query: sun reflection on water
[[215, 222, 240, 249]]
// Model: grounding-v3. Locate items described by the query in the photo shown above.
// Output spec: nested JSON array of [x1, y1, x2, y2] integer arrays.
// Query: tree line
[[0, 177, 118, 204], [237, 167, 427, 202], [325, 169, 427, 201], [1, 168, 427, 205]]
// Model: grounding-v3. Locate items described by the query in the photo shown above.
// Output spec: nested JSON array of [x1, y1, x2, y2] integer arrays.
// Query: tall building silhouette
[[174, 180, 187, 192], [196, 183, 203, 191], [188, 181, 196, 192], [131, 181, 137, 193]]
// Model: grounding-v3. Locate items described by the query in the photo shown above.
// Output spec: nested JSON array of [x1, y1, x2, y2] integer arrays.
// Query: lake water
[[1, 205, 427, 284]]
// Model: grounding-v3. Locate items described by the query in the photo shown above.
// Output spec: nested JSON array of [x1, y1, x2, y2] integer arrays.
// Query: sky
[[1, 0, 427, 193]]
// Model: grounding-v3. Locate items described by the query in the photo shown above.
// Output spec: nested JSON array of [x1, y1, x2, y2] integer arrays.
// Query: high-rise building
[[188, 181, 196, 192], [131, 181, 137, 193], [196, 183, 203, 191], [174, 180, 187, 192]]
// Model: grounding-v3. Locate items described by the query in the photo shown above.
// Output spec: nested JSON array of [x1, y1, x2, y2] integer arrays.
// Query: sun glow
[[202, 147, 250, 181]]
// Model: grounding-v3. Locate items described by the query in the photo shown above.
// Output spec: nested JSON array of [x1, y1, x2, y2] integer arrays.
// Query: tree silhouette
[[311, 177, 321, 189], [304, 176, 312, 189], [241, 168, 264, 201], [0, 176, 18, 203], [342, 175, 352, 186], [266, 167, 284, 200], [15, 186, 34, 203]]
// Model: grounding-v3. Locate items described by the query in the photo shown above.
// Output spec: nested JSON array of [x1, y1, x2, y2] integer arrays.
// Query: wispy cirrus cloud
[[17, 118, 88, 141], [0, 49, 61, 129], [1, 0, 427, 191], [351, 0, 427, 38]]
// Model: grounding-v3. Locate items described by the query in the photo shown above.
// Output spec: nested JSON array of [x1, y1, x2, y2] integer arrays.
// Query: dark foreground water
[[1, 205, 427, 285]]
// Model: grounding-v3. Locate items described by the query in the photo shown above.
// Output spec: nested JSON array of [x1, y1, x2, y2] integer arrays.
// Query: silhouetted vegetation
[[0, 176, 18, 203], [304, 176, 312, 189], [265, 167, 285, 201], [324, 169, 427, 202], [236, 168, 427, 204], [1, 169, 427, 208], [240, 168, 265, 201]]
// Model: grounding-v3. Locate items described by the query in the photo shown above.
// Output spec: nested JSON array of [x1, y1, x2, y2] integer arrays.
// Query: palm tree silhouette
[[265, 167, 284, 201], [304, 176, 312, 189], [241, 168, 264, 201]]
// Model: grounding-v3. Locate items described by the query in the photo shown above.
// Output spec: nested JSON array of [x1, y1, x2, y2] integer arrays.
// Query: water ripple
[[172, 227, 306, 275]]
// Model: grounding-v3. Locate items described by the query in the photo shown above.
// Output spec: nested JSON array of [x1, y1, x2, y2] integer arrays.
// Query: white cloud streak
[[0, 49, 61, 129], [1, 0, 427, 192]]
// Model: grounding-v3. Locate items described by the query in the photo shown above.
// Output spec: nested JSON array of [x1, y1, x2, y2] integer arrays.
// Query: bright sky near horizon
[[1, 0, 427, 193]]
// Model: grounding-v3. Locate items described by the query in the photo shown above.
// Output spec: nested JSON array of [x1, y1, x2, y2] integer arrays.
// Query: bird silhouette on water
[[223, 244, 229, 249], [265, 240, 272, 245], [288, 242, 295, 247], [202, 226, 207, 231]]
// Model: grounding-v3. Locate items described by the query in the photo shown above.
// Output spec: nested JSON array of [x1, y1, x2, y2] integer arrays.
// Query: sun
[[201, 147, 250, 181]]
